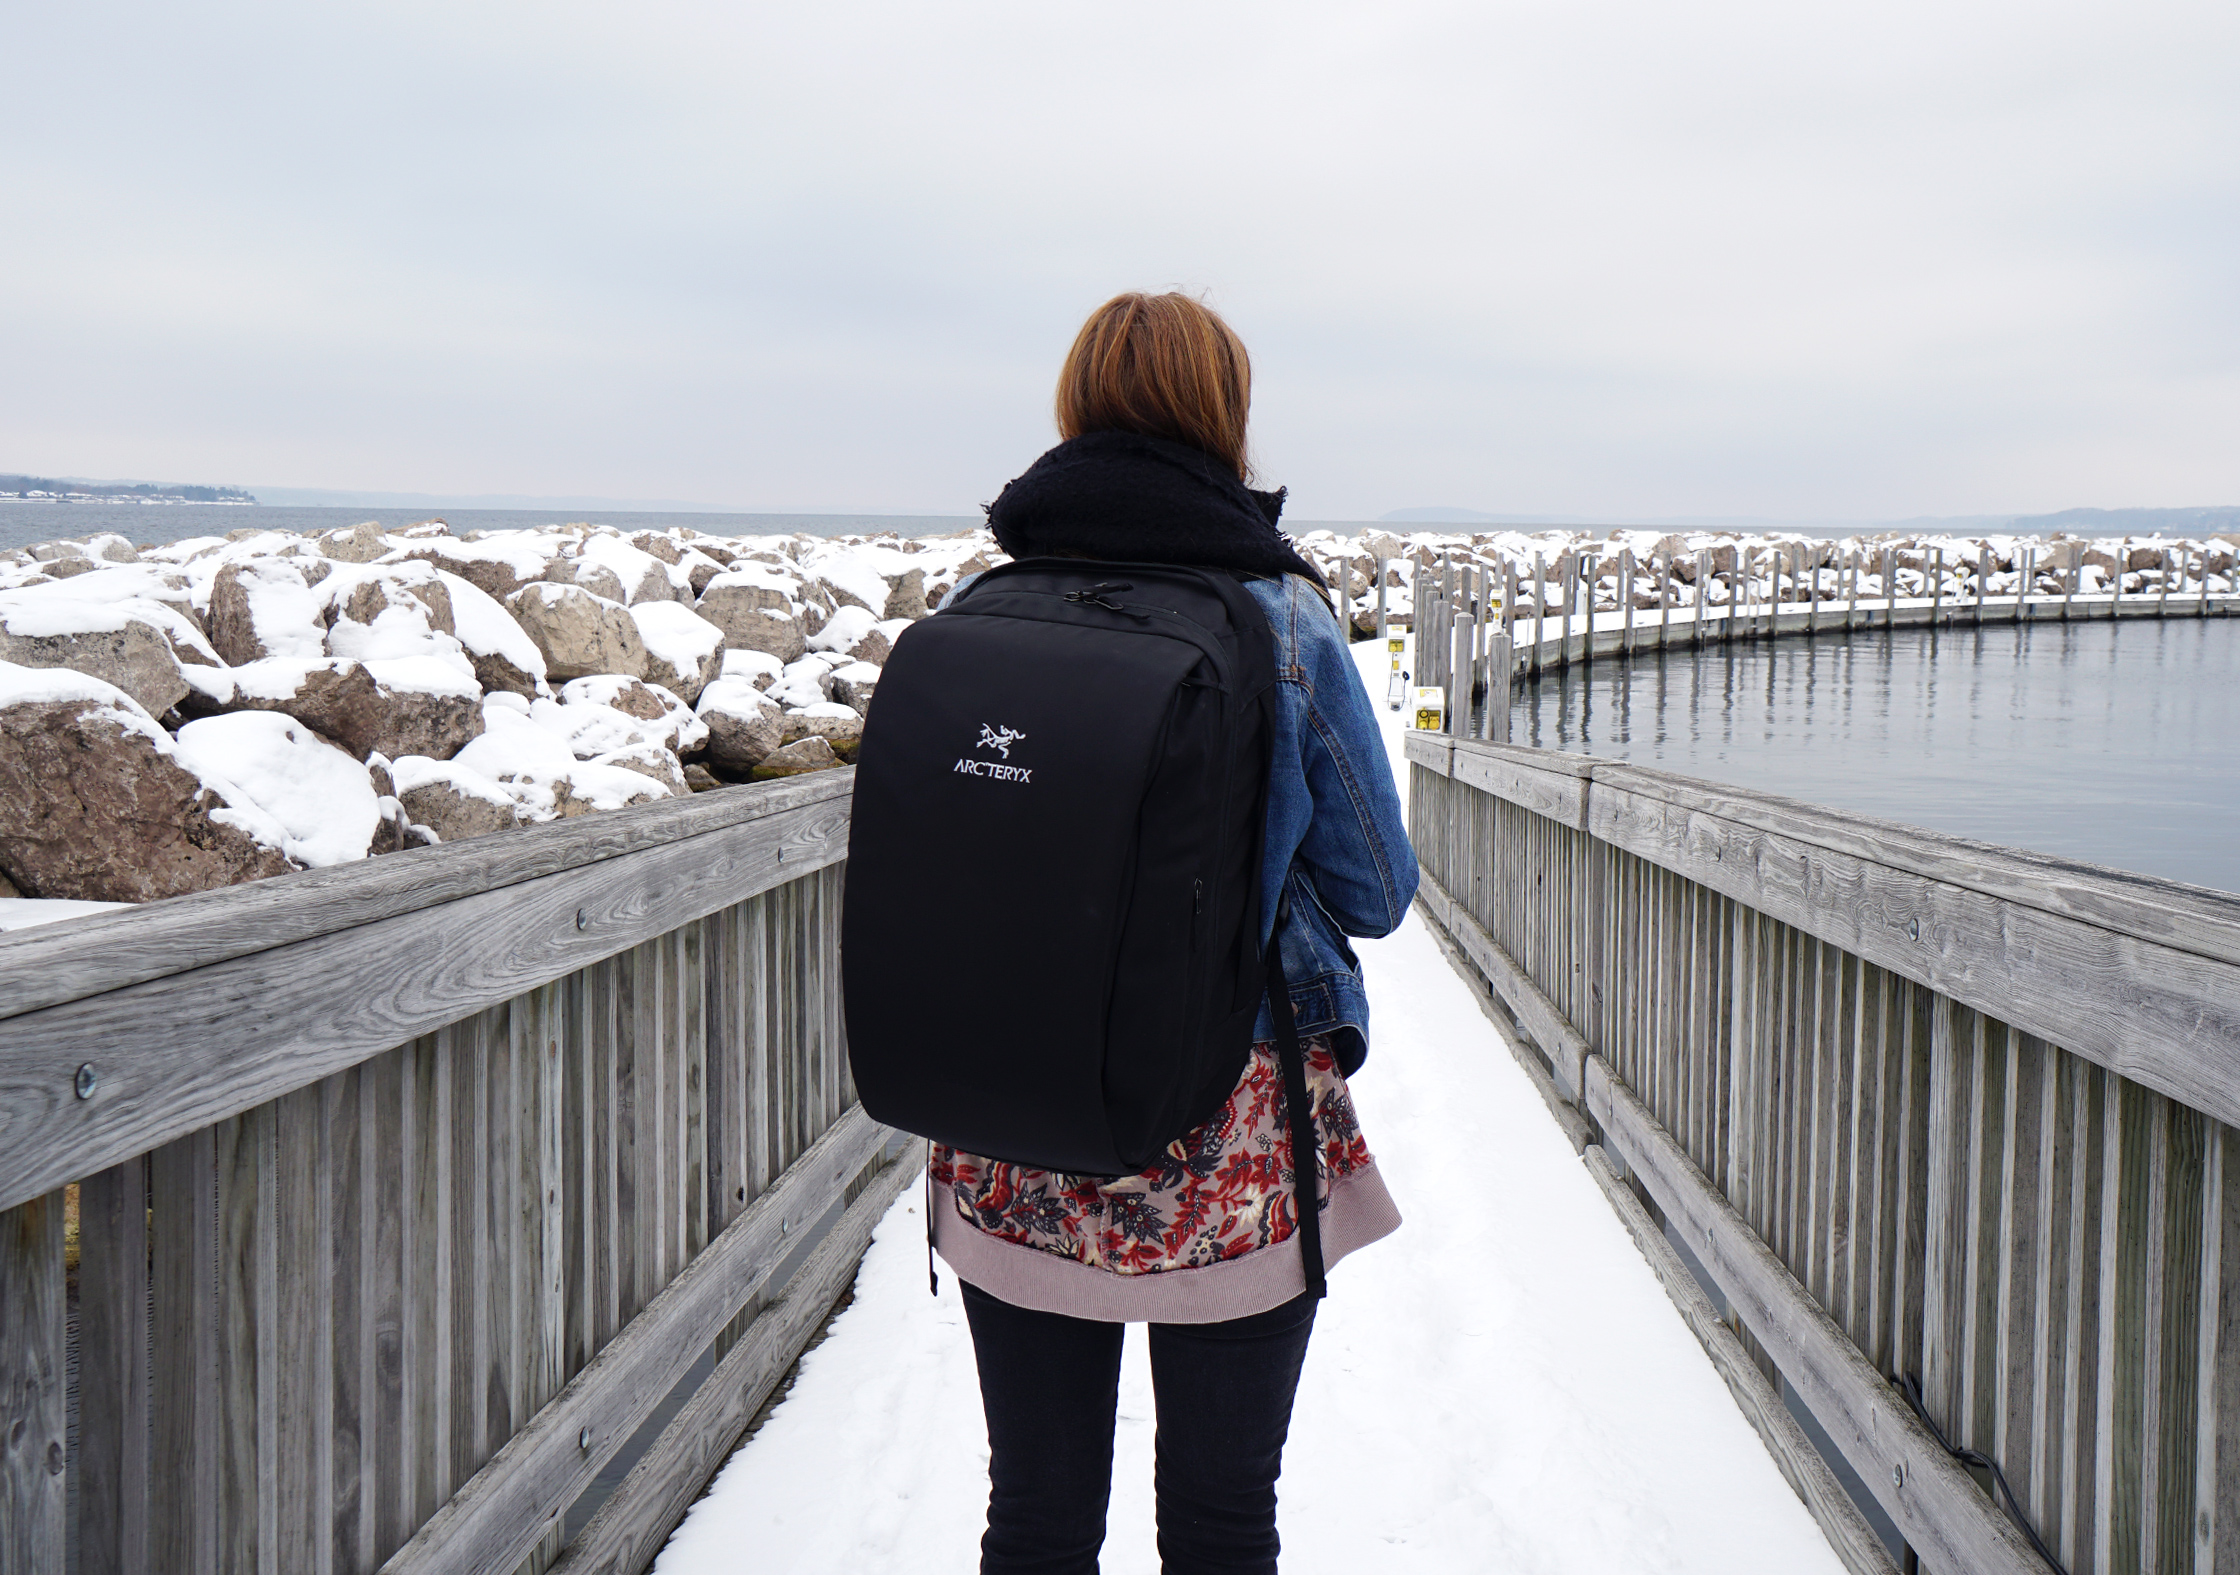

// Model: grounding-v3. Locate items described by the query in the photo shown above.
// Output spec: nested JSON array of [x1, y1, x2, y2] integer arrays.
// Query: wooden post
[[1621, 550, 1636, 655], [1887, 547, 1898, 627], [1, 1191, 67, 1573], [1451, 612, 1473, 736], [1502, 561, 1518, 650], [1658, 556, 1673, 649], [1931, 546, 1944, 625], [1375, 556, 1389, 644], [2019, 547, 2034, 623], [1807, 550, 1820, 637], [1560, 556, 1575, 669], [2111, 538, 2125, 619], [1485, 633, 1513, 742], [2159, 546, 2172, 617], [1846, 549, 1860, 631], [1975, 543, 1988, 625], [2198, 547, 2212, 618], [1531, 553, 1546, 677], [2065, 548, 2076, 621]]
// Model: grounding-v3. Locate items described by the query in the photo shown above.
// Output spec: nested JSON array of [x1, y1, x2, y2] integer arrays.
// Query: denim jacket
[[1243, 573, 1416, 1073], [942, 568, 1416, 1077]]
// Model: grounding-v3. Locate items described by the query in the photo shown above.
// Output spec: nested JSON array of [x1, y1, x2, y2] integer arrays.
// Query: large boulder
[[882, 567, 928, 621], [390, 757, 525, 844], [751, 736, 840, 779], [434, 570, 547, 697], [318, 520, 392, 563], [694, 677, 784, 774], [827, 660, 881, 716], [780, 702, 864, 761], [0, 593, 193, 718], [170, 712, 386, 867], [504, 583, 650, 681], [190, 656, 484, 761], [627, 601, 725, 703], [0, 663, 294, 900], [694, 566, 807, 664], [557, 676, 708, 754], [719, 648, 786, 690], [205, 559, 329, 664]]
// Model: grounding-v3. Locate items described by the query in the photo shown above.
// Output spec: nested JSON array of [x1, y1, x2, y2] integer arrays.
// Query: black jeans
[[960, 1281, 1318, 1575]]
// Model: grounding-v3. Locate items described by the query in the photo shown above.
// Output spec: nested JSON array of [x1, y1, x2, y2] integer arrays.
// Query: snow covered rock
[[435, 570, 548, 697], [694, 566, 808, 664], [317, 520, 392, 564], [0, 663, 294, 900], [804, 604, 889, 664], [390, 533, 557, 600], [719, 648, 785, 690], [186, 656, 485, 761], [765, 658, 836, 711], [206, 559, 329, 664], [0, 591, 197, 718], [827, 661, 880, 716], [628, 600, 725, 703], [448, 702, 675, 819], [504, 582, 651, 682], [694, 677, 784, 774], [171, 712, 386, 867], [557, 676, 708, 754], [573, 533, 686, 605], [390, 756, 525, 844], [882, 567, 928, 620], [752, 736, 840, 778], [780, 702, 864, 760]]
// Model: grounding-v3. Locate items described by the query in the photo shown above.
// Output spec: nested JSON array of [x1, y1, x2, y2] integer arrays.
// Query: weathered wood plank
[[149, 1126, 219, 1575], [0, 793, 853, 1213], [1581, 1054, 2051, 1575], [0, 1190, 66, 1575], [374, 1105, 890, 1575], [1413, 867, 1589, 1098], [0, 772, 856, 1024], [1581, 1146, 1897, 1575], [547, 1146, 922, 1575], [75, 1157, 151, 1575]]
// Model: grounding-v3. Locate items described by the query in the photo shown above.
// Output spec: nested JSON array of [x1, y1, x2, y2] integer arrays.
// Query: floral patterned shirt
[[930, 1035, 1374, 1277]]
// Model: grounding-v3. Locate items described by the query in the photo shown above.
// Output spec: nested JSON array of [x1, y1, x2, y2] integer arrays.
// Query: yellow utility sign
[[1412, 687, 1445, 732]]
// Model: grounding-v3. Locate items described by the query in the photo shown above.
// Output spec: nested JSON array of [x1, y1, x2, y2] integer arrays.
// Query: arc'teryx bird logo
[[957, 722, 1032, 783], [976, 724, 1025, 759]]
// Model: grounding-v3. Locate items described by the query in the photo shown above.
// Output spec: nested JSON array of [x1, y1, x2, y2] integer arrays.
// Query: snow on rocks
[[171, 712, 389, 867], [183, 655, 484, 761], [505, 582, 651, 682], [628, 600, 725, 703], [694, 563, 811, 663], [0, 589, 200, 717], [0, 662, 294, 900], [1, 519, 980, 900], [694, 677, 784, 774]]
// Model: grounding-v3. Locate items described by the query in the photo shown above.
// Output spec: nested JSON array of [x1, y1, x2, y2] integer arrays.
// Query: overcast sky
[[5, 0, 2235, 520]]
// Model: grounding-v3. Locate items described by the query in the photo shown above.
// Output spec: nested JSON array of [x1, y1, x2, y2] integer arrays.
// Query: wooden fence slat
[[547, 1145, 922, 1575], [374, 1106, 889, 1575], [0, 1190, 66, 1575], [75, 1158, 151, 1575], [150, 1127, 219, 1575], [1582, 1055, 2052, 1575]]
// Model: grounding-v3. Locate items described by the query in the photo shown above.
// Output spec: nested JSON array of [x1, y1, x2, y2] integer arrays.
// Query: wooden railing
[[1406, 732, 2240, 1575], [0, 769, 915, 1575], [1401, 543, 2237, 743]]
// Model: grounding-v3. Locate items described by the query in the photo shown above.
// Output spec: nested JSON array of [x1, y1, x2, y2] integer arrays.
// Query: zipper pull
[[1063, 581, 1136, 611], [1193, 878, 1204, 913]]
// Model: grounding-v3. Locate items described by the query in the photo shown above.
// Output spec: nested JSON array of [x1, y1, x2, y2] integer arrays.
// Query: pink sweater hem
[[932, 1163, 1402, 1324]]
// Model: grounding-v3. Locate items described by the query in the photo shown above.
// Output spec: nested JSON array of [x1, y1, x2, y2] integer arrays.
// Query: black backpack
[[842, 559, 1327, 1292]]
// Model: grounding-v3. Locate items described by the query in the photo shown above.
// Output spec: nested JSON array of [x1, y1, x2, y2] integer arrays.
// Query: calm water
[[0, 502, 985, 555], [1513, 618, 2240, 895]]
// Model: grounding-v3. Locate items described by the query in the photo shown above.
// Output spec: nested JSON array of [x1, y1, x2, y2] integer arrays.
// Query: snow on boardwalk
[[654, 643, 1845, 1575]]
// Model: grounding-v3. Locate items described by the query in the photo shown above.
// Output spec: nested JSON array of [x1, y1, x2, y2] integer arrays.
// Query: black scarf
[[984, 431, 1327, 588]]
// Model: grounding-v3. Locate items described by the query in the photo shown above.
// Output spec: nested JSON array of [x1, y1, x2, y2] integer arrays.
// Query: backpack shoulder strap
[[1265, 889, 1328, 1301]]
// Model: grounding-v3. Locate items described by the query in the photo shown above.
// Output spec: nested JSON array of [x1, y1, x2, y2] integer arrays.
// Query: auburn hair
[[1055, 293, 1253, 480]]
